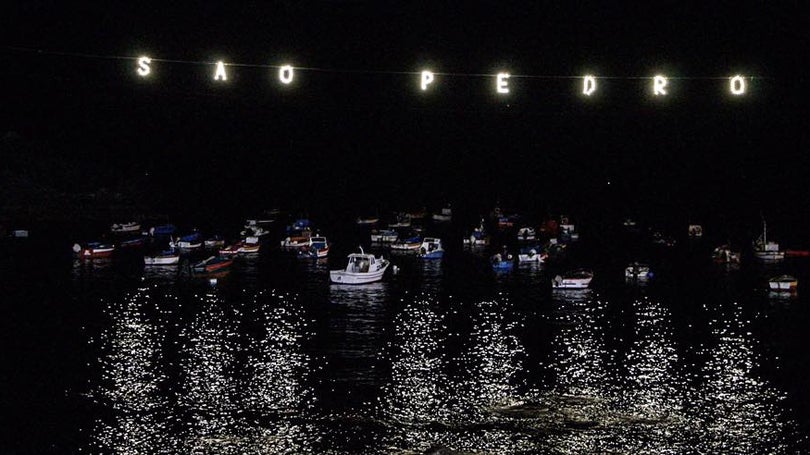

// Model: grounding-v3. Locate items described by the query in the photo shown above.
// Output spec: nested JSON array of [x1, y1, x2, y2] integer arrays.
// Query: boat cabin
[[347, 254, 375, 273]]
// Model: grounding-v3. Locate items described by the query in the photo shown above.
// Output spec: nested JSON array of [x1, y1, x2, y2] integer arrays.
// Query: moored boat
[[119, 237, 146, 249], [73, 242, 115, 259], [219, 242, 243, 255], [356, 216, 380, 225], [299, 236, 329, 258], [432, 206, 452, 223], [552, 269, 594, 289], [204, 236, 225, 249], [370, 229, 399, 243], [330, 248, 390, 284], [518, 246, 546, 263], [754, 219, 784, 261], [144, 249, 180, 265], [111, 221, 140, 233], [390, 235, 422, 251], [172, 232, 203, 250], [769, 275, 798, 293], [192, 256, 234, 274], [712, 245, 741, 263], [625, 262, 653, 280], [516, 227, 536, 241], [149, 224, 177, 237], [418, 238, 444, 259], [490, 253, 514, 270]]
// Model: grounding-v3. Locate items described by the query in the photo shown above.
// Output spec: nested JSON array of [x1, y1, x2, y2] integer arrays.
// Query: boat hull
[[552, 279, 592, 289], [330, 263, 389, 284], [144, 255, 179, 265]]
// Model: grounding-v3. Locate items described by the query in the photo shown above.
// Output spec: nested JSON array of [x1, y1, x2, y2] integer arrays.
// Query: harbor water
[[3, 226, 809, 454]]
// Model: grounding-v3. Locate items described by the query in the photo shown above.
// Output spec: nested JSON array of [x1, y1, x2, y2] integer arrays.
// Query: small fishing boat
[[111, 222, 140, 233], [172, 232, 203, 250], [241, 225, 270, 238], [144, 249, 180, 265], [625, 262, 653, 280], [497, 215, 518, 229], [768, 275, 798, 293], [370, 229, 399, 243], [73, 242, 115, 259], [149, 224, 176, 237], [786, 249, 810, 257], [490, 253, 514, 270], [280, 229, 312, 248], [418, 238, 444, 259], [356, 216, 380, 225], [204, 236, 225, 249], [712, 245, 741, 263], [518, 246, 546, 263], [552, 269, 594, 289], [238, 242, 261, 254], [330, 247, 390, 284], [516, 227, 536, 241], [389, 213, 412, 228], [432, 206, 452, 223], [391, 235, 422, 251], [119, 237, 145, 249], [219, 242, 243, 255], [192, 256, 234, 274], [464, 219, 490, 246], [299, 236, 329, 258], [754, 219, 784, 261]]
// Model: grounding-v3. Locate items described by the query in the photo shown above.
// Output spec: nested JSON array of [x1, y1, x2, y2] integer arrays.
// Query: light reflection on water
[[83, 267, 800, 453]]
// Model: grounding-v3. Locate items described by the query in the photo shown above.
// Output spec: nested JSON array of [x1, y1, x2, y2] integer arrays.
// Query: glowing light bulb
[[496, 72, 510, 94], [420, 70, 434, 91], [279, 65, 294, 84], [214, 61, 227, 81], [136, 56, 151, 77], [653, 75, 668, 96], [583, 75, 596, 96], [729, 75, 746, 95]]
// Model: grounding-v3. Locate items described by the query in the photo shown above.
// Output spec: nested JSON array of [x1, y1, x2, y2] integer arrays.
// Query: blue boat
[[418, 238, 444, 259], [287, 219, 312, 232], [150, 224, 176, 236], [491, 253, 514, 270]]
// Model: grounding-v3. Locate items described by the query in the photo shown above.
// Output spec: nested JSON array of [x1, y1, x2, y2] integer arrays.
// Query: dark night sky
[[2, 2, 808, 231]]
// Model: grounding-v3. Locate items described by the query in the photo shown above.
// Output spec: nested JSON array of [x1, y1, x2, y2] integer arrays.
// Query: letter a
[[214, 61, 227, 81]]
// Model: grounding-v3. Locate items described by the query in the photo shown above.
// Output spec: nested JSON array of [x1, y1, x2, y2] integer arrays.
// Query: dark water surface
[[3, 227, 810, 454]]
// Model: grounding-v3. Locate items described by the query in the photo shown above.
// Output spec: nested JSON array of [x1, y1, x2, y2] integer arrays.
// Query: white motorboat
[[552, 269, 594, 289], [625, 262, 653, 280], [754, 219, 784, 261], [111, 221, 141, 233], [144, 250, 180, 265], [370, 229, 399, 243], [390, 235, 422, 251], [330, 248, 390, 284], [518, 246, 546, 263], [769, 275, 797, 292], [432, 206, 452, 223], [516, 227, 536, 241]]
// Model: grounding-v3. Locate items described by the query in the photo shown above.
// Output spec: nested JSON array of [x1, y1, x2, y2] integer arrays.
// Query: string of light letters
[[5, 46, 752, 97]]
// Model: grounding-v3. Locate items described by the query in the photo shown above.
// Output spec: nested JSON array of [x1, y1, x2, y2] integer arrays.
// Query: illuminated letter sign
[[653, 75, 668, 96], [214, 61, 228, 81], [136, 56, 151, 77], [496, 72, 510, 94], [583, 75, 596, 96], [279, 65, 294, 84], [421, 70, 434, 90], [729, 75, 745, 95]]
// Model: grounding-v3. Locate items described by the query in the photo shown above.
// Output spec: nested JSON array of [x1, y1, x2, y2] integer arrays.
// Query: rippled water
[[3, 238, 809, 453]]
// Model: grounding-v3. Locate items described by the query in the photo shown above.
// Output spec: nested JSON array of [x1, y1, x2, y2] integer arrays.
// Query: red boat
[[193, 256, 234, 273], [786, 250, 810, 257], [73, 242, 115, 259]]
